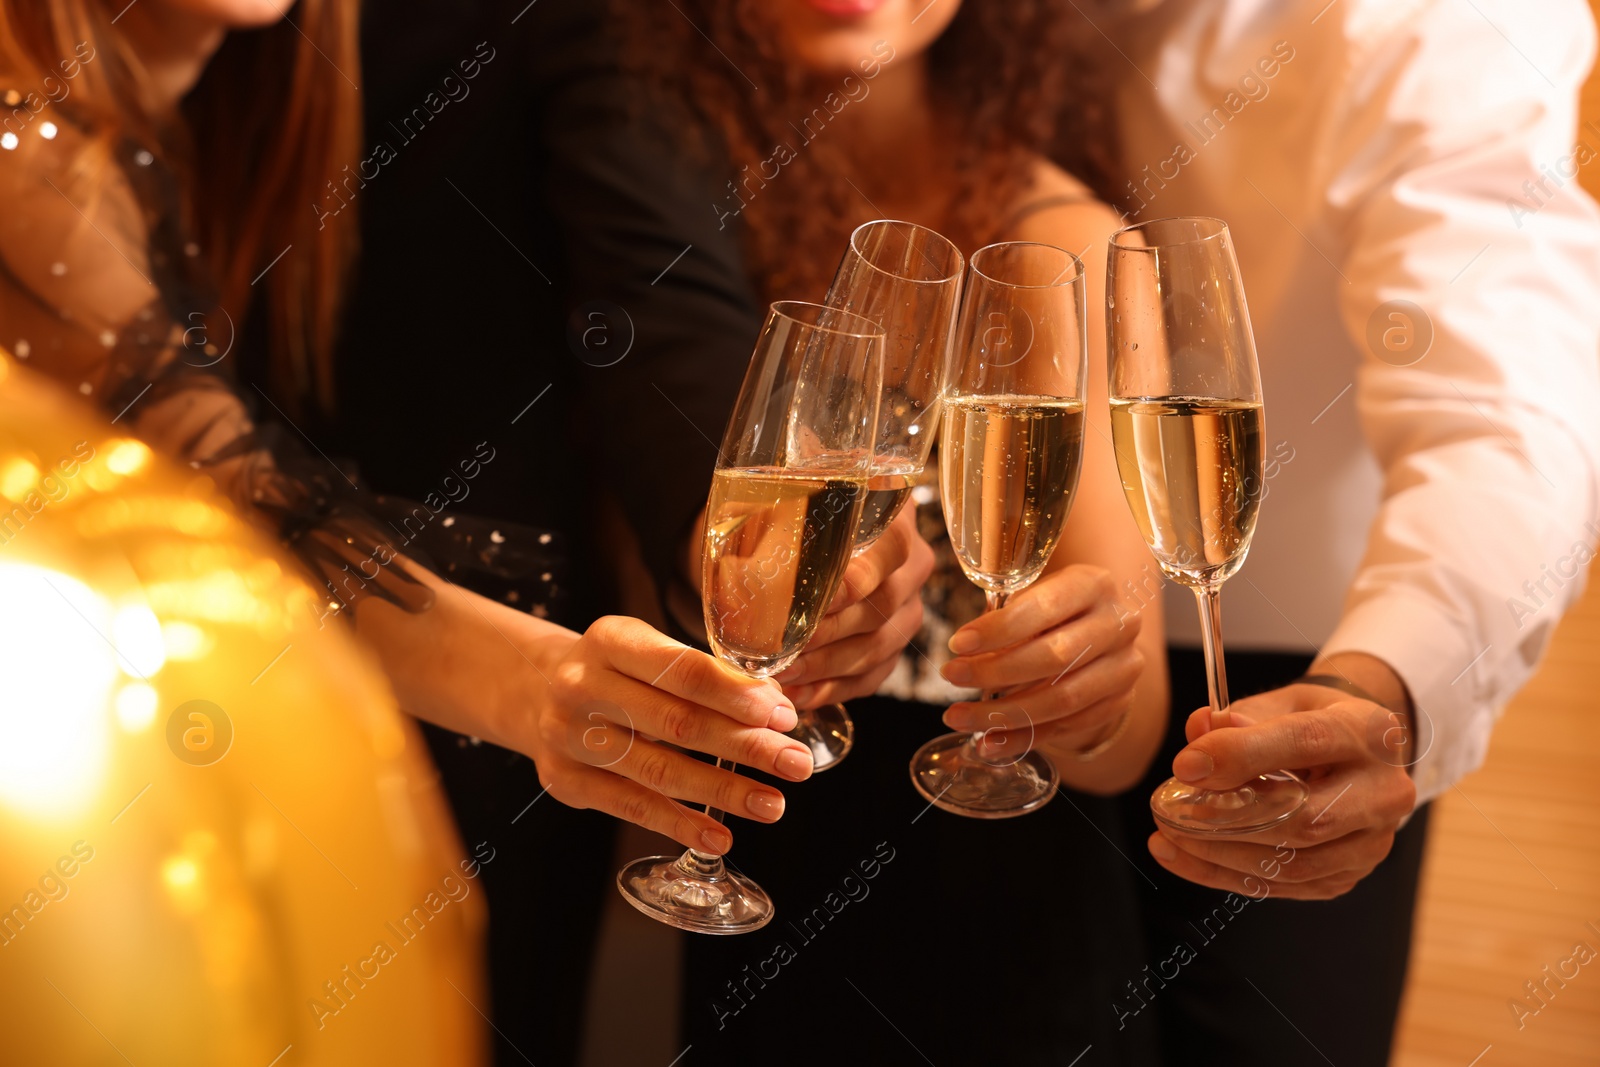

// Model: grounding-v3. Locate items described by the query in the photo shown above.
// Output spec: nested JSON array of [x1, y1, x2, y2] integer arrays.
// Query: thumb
[[1171, 707, 1363, 790], [1184, 705, 1257, 743]]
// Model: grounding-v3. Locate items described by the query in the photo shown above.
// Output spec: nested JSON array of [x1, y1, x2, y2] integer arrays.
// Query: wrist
[[1068, 709, 1132, 761], [428, 585, 574, 757], [1307, 651, 1413, 717], [1047, 693, 1165, 795], [1041, 706, 1132, 768], [1303, 652, 1417, 776], [504, 623, 579, 753]]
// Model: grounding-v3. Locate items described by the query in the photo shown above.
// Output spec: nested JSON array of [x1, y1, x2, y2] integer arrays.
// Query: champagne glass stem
[[1144, 578, 1308, 835], [618, 752, 772, 931], [680, 758, 735, 875], [969, 588, 1009, 763], [702, 758, 734, 823], [1193, 583, 1230, 718], [978, 587, 1009, 704]]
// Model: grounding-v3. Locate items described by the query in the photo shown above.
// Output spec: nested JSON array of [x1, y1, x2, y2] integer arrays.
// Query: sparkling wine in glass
[[617, 301, 882, 933], [792, 219, 963, 771], [908, 242, 1088, 819], [1106, 215, 1308, 835]]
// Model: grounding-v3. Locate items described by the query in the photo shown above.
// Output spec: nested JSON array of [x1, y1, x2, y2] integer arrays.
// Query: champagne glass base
[[1150, 772, 1308, 836], [909, 731, 1059, 819], [788, 704, 855, 773], [617, 853, 774, 935]]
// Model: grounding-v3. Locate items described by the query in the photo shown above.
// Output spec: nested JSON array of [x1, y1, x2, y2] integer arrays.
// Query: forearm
[[543, 17, 758, 598], [352, 566, 572, 756]]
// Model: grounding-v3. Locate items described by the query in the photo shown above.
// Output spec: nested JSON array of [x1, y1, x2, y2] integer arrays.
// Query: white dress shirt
[[1107, 0, 1600, 802]]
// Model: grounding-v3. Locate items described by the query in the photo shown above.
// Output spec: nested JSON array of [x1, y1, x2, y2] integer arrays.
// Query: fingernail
[[700, 826, 732, 854], [777, 661, 804, 685], [768, 703, 799, 731], [745, 791, 785, 821], [775, 747, 814, 781], [1173, 749, 1213, 783], [948, 629, 980, 655], [1149, 834, 1176, 861], [941, 660, 973, 686]]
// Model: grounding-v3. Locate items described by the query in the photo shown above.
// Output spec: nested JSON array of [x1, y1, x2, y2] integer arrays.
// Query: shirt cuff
[[1319, 590, 1493, 806]]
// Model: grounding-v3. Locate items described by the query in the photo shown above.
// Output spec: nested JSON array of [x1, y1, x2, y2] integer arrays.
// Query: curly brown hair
[[617, 0, 1120, 301]]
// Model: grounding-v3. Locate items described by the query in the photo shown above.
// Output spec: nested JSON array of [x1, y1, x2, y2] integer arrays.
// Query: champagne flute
[[617, 301, 882, 933], [908, 242, 1088, 819], [1106, 216, 1308, 834], [794, 219, 963, 771]]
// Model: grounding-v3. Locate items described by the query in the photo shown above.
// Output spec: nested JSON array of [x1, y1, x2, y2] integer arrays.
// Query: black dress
[[680, 694, 1161, 1067], [247, 3, 1159, 1063], [276, 3, 763, 1064]]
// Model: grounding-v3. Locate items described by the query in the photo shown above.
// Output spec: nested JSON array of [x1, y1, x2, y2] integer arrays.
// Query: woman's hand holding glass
[[530, 615, 817, 854], [937, 563, 1144, 771], [355, 577, 815, 857], [907, 240, 1090, 818], [619, 300, 884, 934]]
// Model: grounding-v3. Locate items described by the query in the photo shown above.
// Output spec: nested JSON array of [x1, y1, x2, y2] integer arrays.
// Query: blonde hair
[[0, 0, 363, 412]]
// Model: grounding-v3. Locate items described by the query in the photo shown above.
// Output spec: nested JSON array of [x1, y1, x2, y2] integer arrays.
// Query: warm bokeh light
[[114, 682, 159, 731], [0, 456, 38, 499], [159, 620, 213, 660], [162, 854, 200, 889], [103, 437, 150, 476], [0, 564, 114, 819], [0, 352, 486, 1066], [111, 603, 167, 678]]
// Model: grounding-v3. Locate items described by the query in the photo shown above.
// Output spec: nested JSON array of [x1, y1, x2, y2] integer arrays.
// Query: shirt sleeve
[[534, 9, 764, 608], [1317, 0, 1600, 803]]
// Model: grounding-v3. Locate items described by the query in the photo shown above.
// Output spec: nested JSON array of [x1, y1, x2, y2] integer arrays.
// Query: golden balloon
[[0, 354, 487, 1066]]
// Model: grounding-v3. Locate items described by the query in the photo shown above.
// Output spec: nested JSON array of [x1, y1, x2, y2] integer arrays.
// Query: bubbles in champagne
[[852, 462, 919, 553], [1109, 396, 1264, 587], [939, 395, 1086, 595], [701, 467, 865, 676]]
